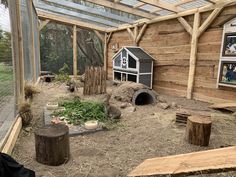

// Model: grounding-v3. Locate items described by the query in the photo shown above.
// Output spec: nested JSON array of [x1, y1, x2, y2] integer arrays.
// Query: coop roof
[[112, 47, 154, 61], [33, 0, 235, 33]]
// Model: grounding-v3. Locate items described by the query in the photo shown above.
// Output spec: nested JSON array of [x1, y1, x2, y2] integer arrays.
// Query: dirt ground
[[12, 81, 236, 177]]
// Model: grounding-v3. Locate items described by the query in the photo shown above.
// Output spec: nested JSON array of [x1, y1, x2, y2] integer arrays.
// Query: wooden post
[[73, 25, 78, 77], [103, 32, 112, 77], [29, 0, 36, 82], [35, 124, 70, 166], [186, 115, 212, 146], [186, 12, 200, 99]]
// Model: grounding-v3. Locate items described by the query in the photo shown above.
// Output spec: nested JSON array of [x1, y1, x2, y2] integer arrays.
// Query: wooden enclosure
[[106, 4, 236, 103]]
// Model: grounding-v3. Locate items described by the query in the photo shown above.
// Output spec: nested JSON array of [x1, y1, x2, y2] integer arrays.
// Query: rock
[[120, 102, 128, 109], [171, 102, 177, 108], [126, 106, 136, 112], [158, 96, 167, 103], [159, 103, 170, 110], [107, 105, 121, 119]]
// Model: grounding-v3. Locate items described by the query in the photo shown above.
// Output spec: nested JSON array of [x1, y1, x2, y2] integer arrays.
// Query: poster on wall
[[223, 33, 236, 56], [219, 61, 236, 85]]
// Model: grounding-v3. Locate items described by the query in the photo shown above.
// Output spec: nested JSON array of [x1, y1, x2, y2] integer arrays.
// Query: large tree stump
[[186, 115, 212, 146], [35, 124, 70, 166]]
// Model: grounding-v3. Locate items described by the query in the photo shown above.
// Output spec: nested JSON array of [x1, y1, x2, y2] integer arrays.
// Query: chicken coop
[[112, 47, 154, 88]]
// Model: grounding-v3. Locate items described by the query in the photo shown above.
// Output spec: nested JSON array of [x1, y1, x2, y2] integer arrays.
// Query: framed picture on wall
[[219, 61, 236, 85], [222, 32, 236, 57]]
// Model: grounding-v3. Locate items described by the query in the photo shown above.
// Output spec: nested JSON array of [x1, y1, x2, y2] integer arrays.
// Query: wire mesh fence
[[0, 2, 14, 121]]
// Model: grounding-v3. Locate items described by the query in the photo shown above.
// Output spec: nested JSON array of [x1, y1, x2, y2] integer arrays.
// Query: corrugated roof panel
[[139, 4, 157, 12], [179, 0, 210, 9], [120, 0, 139, 7]]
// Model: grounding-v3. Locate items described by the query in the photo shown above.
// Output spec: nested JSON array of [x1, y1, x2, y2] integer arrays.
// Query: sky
[[0, 4, 11, 32]]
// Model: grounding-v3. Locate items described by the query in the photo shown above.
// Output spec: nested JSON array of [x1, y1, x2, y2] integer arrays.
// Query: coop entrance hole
[[132, 89, 156, 106]]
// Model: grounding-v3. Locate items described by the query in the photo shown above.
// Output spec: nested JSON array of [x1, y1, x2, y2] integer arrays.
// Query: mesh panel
[[21, 0, 33, 81], [0, 2, 15, 136]]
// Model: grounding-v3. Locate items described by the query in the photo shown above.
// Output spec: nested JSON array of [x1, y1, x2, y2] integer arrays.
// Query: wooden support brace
[[127, 27, 135, 41], [186, 12, 200, 99], [198, 7, 223, 37], [73, 25, 78, 77], [136, 23, 148, 44], [39, 19, 50, 31], [104, 32, 112, 75], [177, 17, 193, 35], [94, 30, 105, 43]]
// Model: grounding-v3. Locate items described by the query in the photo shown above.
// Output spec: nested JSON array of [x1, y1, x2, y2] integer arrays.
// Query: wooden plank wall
[[107, 5, 236, 103]]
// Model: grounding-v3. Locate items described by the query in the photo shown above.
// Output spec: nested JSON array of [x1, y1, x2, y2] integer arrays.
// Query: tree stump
[[186, 115, 212, 146], [35, 124, 70, 166]]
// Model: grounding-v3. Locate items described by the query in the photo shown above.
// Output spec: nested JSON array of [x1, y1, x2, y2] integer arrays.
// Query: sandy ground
[[12, 81, 236, 177]]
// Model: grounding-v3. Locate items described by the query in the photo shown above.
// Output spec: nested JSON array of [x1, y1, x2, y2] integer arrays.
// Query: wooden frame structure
[[34, 0, 236, 100]]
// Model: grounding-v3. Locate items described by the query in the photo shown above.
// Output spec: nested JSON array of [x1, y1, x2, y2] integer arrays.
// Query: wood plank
[[209, 103, 236, 112], [128, 146, 236, 177], [2, 117, 22, 155]]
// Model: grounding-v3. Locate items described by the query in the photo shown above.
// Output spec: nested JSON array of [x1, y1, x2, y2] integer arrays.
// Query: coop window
[[127, 74, 137, 82], [114, 54, 121, 67], [128, 55, 136, 69], [114, 72, 121, 81]]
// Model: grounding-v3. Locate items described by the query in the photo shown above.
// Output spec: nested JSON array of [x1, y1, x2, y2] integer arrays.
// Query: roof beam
[[43, 0, 134, 24], [106, 0, 236, 32], [35, 2, 119, 27], [84, 0, 157, 19], [133, 2, 145, 8], [37, 10, 108, 32], [139, 0, 184, 12]]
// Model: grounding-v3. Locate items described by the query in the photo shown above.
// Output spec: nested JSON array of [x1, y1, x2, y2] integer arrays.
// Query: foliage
[[0, 29, 12, 64], [55, 63, 71, 83], [0, 63, 13, 97], [53, 98, 108, 125], [1, 0, 8, 7]]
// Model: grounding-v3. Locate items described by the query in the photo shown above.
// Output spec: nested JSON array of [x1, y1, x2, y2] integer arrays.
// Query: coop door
[[121, 50, 127, 69], [128, 55, 136, 69]]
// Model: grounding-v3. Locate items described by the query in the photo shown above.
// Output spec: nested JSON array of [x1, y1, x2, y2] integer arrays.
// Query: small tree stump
[[186, 115, 212, 146], [35, 124, 70, 166]]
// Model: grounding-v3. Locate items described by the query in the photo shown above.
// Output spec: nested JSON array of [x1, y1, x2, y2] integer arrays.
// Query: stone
[[159, 103, 170, 110], [171, 102, 177, 108], [120, 102, 128, 109], [126, 106, 136, 112], [107, 105, 121, 119]]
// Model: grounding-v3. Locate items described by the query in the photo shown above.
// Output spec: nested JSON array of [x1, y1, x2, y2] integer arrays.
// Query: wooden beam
[[133, 2, 145, 8], [198, 7, 223, 37], [39, 19, 50, 31], [104, 32, 112, 76], [187, 12, 200, 99], [177, 17, 193, 35], [127, 27, 135, 41], [84, 0, 157, 19], [106, 0, 236, 32], [73, 25, 78, 77], [29, 0, 36, 82], [2, 117, 22, 155], [128, 146, 236, 177], [94, 30, 105, 43], [136, 23, 148, 44], [37, 10, 107, 32], [139, 0, 184, 12]]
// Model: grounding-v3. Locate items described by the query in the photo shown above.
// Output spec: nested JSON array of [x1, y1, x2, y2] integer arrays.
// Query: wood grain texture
[[128, 146, 236, 176]]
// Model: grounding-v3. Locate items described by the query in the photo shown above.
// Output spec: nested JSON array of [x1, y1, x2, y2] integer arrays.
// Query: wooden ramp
[[128, 147, 236, 177], [209, 103, 236, 112]]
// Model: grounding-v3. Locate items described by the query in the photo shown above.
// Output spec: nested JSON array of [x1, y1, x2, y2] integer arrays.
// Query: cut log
[[186, 115, 212, 146], [35, 124, 70, 166]]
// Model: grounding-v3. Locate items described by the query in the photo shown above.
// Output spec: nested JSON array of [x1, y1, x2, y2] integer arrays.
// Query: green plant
[[53, 98, 108, 125], [55, 63, 71, 82]]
